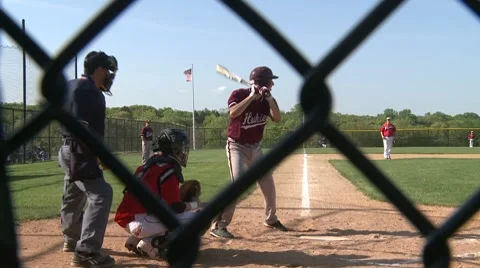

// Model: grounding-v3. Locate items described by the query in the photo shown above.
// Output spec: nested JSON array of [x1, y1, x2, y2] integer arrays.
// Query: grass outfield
[[7, 150, 250, 222], [305, 146, 480, 154], [328, 158, 480, 207], [7, 147, 479, 222]]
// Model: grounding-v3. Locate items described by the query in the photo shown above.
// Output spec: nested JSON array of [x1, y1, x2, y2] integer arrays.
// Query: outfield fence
[[3, 104, 478, 164], [190, 127, 480, 149], [1, 1, 479, 267], [1, 106, 184, 164]]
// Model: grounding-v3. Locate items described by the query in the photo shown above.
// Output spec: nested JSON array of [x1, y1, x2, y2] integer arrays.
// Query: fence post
[[48, 123, 51, 161], [115, 119, 118, 154], [22, 19, 27, 164], [11, 109, 14, 136]]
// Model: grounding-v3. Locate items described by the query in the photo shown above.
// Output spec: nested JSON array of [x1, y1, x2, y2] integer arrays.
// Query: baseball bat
[[216, 64, 251, 86]]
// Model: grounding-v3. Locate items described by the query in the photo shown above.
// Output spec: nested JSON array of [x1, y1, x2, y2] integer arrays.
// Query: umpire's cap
[[249, 66, 279, 81]]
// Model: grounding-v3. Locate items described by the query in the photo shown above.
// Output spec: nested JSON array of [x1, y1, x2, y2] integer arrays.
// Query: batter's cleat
[[63, 242, 76, 252], [210, 228, 234, 239], [124, 235, 144, 257], [264, 220, 289, 232], [71, 251, 115, 268]]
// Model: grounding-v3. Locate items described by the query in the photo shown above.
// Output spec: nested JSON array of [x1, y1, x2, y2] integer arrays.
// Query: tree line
[[2, 102, 480, 151]]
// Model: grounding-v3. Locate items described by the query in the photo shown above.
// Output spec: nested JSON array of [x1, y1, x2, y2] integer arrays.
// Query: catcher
[[114, 128, 204, 261]]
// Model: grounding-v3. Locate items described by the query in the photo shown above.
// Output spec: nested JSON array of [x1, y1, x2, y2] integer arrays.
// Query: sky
[[1, 0, 479, 116]]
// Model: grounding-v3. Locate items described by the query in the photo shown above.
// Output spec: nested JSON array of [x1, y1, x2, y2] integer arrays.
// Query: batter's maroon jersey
[[227, 88, 271, 144], [114, 162, 184, 228]]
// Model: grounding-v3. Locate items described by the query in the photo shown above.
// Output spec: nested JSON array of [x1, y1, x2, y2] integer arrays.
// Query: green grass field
[[8, 149, 239, 222], [6, 147, 479, 222], [305, 146, 480, 154], [329, 158, 480, 207]]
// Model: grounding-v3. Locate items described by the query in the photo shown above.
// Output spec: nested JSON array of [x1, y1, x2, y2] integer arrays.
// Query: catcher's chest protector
[[123, 156, 184, 196]]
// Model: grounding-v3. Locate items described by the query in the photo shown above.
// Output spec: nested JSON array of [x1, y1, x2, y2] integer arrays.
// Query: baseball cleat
[[63, 242, 76, 252], [264, 220, 289, 232], [124, 235, 144, 257], [210, 228, 234, 239], [71, 251, 115, 268]]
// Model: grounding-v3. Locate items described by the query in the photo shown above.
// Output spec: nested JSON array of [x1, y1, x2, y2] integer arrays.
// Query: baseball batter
[[380, 117, 396, 160], [210, 66, 288, 239]]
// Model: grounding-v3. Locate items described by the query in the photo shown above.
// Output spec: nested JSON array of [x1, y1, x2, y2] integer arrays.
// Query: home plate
[[299, 236, 349, 241]]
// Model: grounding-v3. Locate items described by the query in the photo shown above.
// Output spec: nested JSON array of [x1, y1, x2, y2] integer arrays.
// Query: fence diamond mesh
[[1, 0, 479, 267]]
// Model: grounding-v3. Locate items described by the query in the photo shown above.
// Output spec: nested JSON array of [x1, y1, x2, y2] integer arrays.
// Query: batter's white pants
[[469, 139, 474, 148], [383, 137, 394, 159], [211, 139, 278, 230]]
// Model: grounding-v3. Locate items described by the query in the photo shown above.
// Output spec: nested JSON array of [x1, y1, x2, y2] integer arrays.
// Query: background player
[[380, 116, 396, 160], [210, 66, 288, 239], [115, 128, 202, 261], [468, 130, 475, 148], [140, 119, 153, 164], [58, 51, 118, 267]]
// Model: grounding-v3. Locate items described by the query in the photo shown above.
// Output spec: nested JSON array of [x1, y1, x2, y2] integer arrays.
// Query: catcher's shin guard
[[151, 233, 169, 260]]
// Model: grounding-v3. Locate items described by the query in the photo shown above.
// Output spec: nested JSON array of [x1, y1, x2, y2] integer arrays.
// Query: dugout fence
[[0, 1, 479, 267]]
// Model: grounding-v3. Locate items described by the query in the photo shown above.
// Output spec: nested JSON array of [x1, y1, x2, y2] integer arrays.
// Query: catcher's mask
[[84, 51, 118, 96], [153, 128, 190, 167]]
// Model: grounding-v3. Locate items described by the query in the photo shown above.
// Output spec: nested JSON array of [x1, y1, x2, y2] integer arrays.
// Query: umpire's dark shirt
[[60, 76, 106, 139]]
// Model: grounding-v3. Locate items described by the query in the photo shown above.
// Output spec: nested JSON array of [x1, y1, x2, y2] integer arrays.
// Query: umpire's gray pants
[[58, 144, 113, 254]]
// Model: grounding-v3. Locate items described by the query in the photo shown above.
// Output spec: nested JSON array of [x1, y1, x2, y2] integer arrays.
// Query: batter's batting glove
[[259, 86, 271, 97], [249, 85, 259, 97]]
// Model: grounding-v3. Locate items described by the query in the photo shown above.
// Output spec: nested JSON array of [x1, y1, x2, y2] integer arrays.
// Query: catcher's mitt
[[180, 179, 201, 202]]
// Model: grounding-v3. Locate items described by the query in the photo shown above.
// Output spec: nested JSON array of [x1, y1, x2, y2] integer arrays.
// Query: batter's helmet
[[249, 66, 279, 81]]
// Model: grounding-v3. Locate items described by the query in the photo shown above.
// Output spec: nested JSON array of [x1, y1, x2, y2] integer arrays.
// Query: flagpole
[[191, 64, 196, 150]]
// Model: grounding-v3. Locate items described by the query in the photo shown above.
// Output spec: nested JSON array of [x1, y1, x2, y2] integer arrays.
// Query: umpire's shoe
[[264, 220, 289, 232], [210, 227, 234, 239], [71, 251, 115, 268]]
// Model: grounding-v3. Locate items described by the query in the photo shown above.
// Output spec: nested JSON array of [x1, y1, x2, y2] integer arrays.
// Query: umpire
[[58, 51, 118, 267]]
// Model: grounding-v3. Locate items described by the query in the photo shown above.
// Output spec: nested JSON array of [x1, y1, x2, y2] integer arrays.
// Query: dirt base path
[[17, 154, 480, 267]]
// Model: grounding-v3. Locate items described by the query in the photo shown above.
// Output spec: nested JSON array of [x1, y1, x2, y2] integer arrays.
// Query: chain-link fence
[[1, 106, 185, 164], [1, 1, 479, 267], [183, 127, 480, 149]]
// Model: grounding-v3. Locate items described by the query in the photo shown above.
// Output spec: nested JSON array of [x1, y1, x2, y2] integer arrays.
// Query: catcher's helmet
[[153, 128, 190, 167]]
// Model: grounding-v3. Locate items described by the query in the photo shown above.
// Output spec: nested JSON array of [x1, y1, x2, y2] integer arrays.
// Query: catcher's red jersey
[[114, 162, 182, 228]]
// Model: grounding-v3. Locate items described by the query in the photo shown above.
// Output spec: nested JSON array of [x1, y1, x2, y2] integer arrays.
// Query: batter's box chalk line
[[336, 251, 480, 267], [298, 235, 349, 241]]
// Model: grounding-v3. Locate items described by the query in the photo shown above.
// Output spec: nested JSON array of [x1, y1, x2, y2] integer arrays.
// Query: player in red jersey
[[114, 128, 201, 260], [380, 117, 396, 160], [209, 66, 288, 239], [468, 130, 476, 148]]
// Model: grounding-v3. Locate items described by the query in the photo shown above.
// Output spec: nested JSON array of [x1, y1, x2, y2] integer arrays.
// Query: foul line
[[301, 146, 311, 216]]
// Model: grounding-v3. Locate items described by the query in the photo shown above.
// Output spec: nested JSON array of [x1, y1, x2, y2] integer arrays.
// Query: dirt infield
[[17, 154, 480, 267]]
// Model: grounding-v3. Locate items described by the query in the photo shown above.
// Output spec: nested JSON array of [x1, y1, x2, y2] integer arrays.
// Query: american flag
[[184, 68, 192, 82]]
